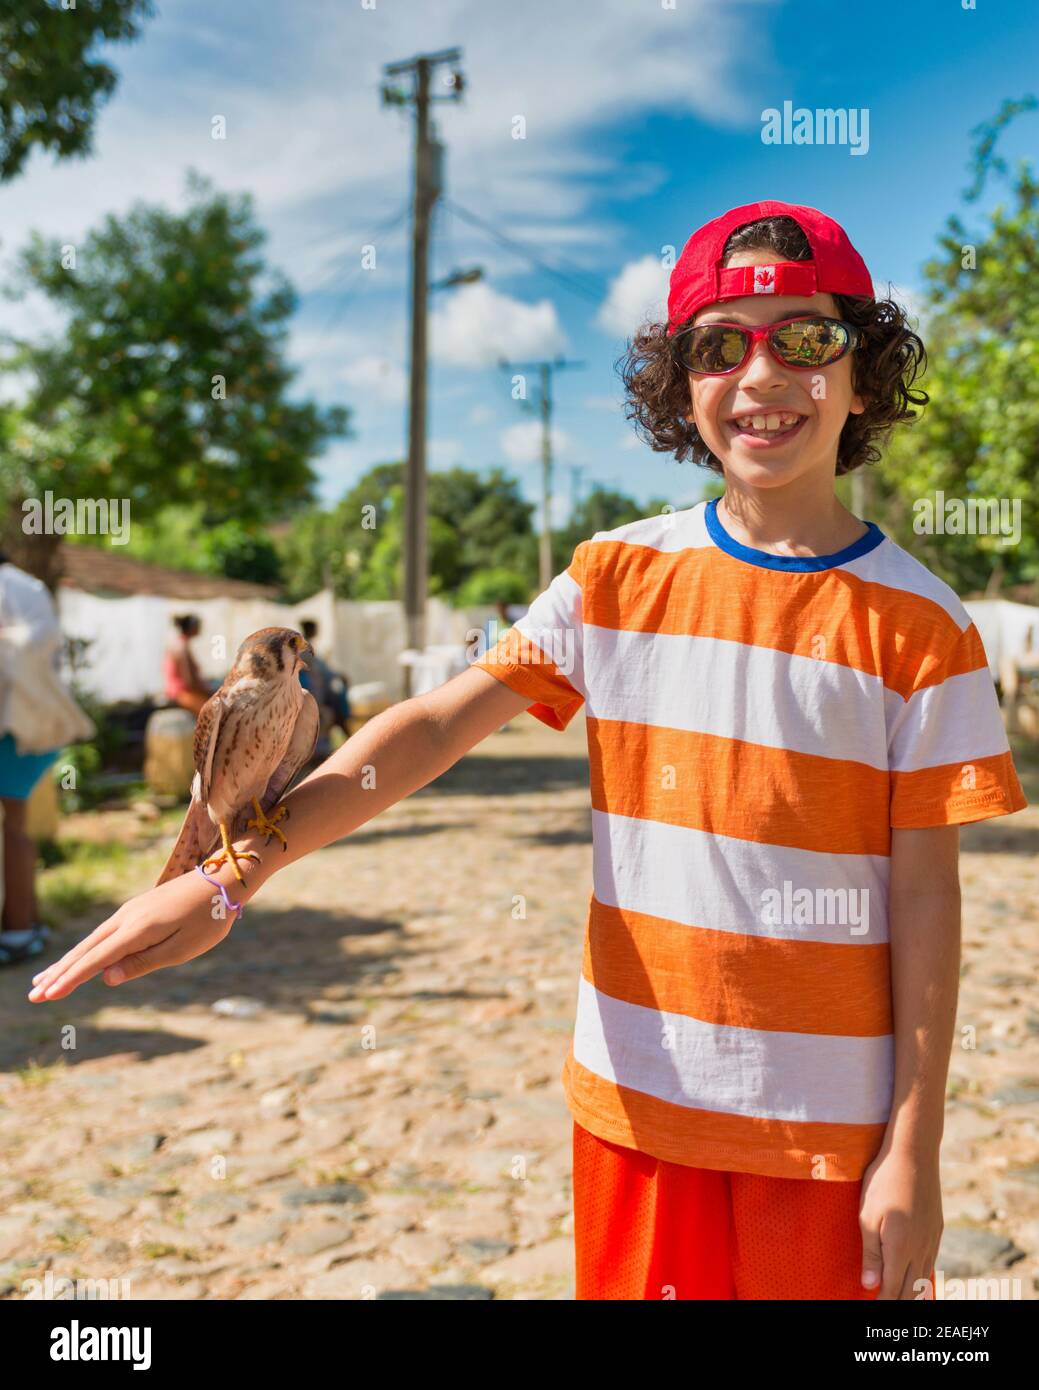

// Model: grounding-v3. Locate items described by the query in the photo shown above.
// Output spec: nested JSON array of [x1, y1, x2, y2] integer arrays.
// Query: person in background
[[298, 620, 350, 754], [0, 548, 94, 967], [163, 614, 211, 716]]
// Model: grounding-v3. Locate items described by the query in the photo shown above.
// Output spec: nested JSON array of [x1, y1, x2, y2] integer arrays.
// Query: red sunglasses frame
[[674, 314, 861, 375]]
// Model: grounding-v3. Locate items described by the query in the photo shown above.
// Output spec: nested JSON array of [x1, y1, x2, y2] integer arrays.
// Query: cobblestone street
[[1, 715, 1037, 1300]]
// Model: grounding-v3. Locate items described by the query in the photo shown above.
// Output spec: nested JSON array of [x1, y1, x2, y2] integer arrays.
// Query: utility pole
[[499, 357, 584, 590], [382, 48, 465, 696]]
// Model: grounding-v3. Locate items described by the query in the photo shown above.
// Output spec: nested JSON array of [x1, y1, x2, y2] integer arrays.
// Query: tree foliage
[[877, 136, 1038, 593], [276, 463, 539, 603], [0, 0, 155, 181], [553, 485, 672, 571], [2, 174, 349, 580]]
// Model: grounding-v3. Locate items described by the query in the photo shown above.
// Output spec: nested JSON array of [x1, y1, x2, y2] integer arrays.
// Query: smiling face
[[684, 248, 865, 491]]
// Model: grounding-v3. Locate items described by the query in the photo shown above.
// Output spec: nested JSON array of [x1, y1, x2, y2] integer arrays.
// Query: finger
[[100, 923, 226, 986], [28, 921, 173, 1001], [27, 916, 125, 999], [859, 1222, 884, 1293], [39, 912, 233, 1000]]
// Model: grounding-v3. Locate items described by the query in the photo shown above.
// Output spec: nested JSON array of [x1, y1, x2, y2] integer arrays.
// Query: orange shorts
[[573, 1121, 933, 1301]]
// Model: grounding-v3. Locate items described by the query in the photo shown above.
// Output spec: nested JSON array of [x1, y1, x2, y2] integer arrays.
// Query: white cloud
[[597, 254, 670, 338], [429, 438, 463, 466], [0, 0, 779, 505], [431, 281, 567, 367], [339, 355, 408, 405], [501, 418, 570, 465], [0, 0, 770, 328]]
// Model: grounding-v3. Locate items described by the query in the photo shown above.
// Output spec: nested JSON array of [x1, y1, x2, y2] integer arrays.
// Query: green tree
[[276, 463, 539, 603], [201, 518, 283, 586], [455, 566, 531, 607], [877, 109, 1038, 595], [0, 0, 155, 181], [2, 173, 349, 584], [553, 485, 670, 570]]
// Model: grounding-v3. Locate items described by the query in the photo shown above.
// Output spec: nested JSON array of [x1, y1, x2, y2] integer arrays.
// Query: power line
[[314, 203, 412, 338], [442, 196, 608, 304]]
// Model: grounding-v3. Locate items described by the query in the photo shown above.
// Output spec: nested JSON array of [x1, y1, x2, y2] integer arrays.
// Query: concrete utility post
[[382, 48, 465, 697], [499, 357, 584, 591]]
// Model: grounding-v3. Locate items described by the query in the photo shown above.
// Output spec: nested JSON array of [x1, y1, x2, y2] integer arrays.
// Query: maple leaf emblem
[[753, 267, 776, 292]]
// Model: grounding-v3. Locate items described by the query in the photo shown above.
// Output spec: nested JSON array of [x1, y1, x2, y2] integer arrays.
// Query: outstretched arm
[[28, 666, 531, 1001]]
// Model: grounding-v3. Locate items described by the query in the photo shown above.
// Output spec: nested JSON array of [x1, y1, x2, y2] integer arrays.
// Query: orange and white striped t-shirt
[[472, 497, 1027, 1182]]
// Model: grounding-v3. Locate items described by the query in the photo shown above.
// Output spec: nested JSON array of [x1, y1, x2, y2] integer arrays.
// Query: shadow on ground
[[0, 900, 426, 1074]]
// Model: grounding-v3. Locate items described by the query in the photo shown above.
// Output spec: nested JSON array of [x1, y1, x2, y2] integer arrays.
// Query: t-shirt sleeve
[[470, 540, 590, 731], [887, 619, 1028, 828]]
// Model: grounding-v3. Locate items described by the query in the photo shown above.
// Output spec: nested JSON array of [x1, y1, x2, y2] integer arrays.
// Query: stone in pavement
[[938, 1226, 1026, 1278]]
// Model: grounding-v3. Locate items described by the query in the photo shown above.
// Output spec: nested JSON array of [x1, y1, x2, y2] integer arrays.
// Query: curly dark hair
[[618, 215, 928, 476]]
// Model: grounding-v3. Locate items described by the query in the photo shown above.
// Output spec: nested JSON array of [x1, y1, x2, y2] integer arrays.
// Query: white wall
[[963, 599, 1039, 678], [56, 587, 499, 705]]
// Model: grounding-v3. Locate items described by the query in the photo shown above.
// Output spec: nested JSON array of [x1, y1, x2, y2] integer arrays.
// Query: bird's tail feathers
[[155, 799, 220, 886]]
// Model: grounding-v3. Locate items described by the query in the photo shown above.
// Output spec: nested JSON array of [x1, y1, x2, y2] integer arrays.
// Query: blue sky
[[1, 0, 1036, 520]]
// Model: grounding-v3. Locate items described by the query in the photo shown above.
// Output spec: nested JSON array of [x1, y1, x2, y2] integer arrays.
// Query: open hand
[[27, 868, 247, 1003]]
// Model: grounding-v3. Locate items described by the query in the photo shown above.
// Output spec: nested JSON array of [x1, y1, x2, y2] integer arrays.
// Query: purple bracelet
[[195, 863, 244, 917]]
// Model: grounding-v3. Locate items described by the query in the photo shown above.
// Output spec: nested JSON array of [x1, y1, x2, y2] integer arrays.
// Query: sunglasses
[[674, 314, 860, 375]]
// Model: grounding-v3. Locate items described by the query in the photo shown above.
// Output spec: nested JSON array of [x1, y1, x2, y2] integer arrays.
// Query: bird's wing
[[228, 690, 320, 839], [193, 689, 225, 804], [155, 693, 226, 885]]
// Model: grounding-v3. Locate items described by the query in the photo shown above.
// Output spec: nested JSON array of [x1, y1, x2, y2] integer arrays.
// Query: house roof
[[58, 543, 281, 600]]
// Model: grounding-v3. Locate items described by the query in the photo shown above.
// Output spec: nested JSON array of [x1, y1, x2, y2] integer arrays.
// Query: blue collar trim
[[704, 496, 885, 572]]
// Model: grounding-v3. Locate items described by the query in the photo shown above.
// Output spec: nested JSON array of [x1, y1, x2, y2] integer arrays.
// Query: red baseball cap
[[666, 199, 873, 336]]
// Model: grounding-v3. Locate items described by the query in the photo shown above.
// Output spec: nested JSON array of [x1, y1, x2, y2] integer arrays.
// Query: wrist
[[881, 1112, 943, 1167], [204, 834, 271, 911]]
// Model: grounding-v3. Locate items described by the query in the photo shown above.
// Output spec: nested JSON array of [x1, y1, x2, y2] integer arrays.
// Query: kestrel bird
[[157, 627, 320, 885]]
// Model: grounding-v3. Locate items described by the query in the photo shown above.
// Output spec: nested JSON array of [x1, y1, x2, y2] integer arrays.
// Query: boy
[[28, 200, 1027, 1301]]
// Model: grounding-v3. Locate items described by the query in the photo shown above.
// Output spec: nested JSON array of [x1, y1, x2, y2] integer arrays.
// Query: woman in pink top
[[163, 614, 210, 716]]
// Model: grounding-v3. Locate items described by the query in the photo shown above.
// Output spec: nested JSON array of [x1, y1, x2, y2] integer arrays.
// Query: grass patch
[[15, 1061, 66, 1088], [38, 878, 104, 923], [39, 839, 131, 871], [38, 831, 157, 927], [52, 1228, 88, 1252], [21, 1176, 55, 1201]]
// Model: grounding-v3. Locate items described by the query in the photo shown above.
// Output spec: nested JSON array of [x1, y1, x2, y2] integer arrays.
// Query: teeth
[[734, 411, 802, 433]]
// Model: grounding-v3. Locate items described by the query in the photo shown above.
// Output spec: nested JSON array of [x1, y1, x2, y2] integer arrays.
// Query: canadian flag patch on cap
[[753, 266, 777, 294]]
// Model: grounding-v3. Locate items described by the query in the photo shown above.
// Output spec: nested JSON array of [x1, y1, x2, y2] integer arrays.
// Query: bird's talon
[[201, 848, 261, 883], [247, 799, 289, 851]]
